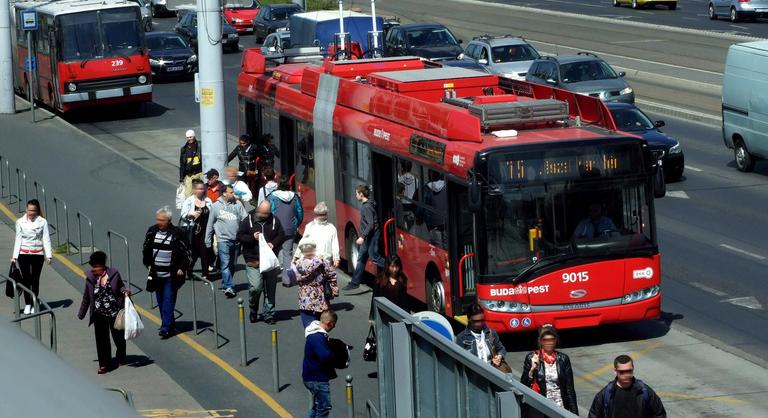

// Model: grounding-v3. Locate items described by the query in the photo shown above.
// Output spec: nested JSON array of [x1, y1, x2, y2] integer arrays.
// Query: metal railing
[[189, 274, 220, 349], [52, 196, 71, 253], [32, 180, 48, 219], [15, 168, 28, 213], [104, 387, 135, 408], [107, 230, 131, 290], [366, 399, 380, 418], [76, 212, 95, 265], [2, 275, 57, 352]]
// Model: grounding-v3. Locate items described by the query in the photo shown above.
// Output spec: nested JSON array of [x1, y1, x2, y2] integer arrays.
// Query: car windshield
[[270, 7, 300, 21], [611, 108, 654, 132], [478, 141, 654, 283], [147, 35, 187, 50], [491, 44, 539, 63], [58, 7, 142, 62], [407, 28, 458, 47], [560, 60, 618, 83], [224, 0, 257, 9]]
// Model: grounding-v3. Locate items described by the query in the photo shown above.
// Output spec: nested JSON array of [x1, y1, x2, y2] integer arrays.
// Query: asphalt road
[[487, 0, 768, 38]]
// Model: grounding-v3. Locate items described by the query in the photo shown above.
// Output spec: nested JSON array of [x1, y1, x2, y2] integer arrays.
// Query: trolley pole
[[0, 0, 15, 114], [196, 0, 227, 176]]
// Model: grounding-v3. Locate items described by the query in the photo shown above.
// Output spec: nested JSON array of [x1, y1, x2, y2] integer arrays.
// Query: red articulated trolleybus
[[11, 0, 152, 112], [236, 50, 664, 333]]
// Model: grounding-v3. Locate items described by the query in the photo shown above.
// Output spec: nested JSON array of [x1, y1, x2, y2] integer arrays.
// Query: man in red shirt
[[205, 169, 223, 202]]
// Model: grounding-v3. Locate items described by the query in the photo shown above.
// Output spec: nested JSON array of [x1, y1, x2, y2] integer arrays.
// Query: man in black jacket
[[455, 303, 507, 369], [227, 134, 259, 196], [588, 355, 666, 418], [343, 184, 385, 290], [238, 201, 286, 324], [179, 129, 203, 198]]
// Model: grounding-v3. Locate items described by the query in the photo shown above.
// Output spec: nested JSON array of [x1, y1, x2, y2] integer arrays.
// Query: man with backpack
[[237, 201, 286, 324], [588, 355, 666, 418], [257, 167, 279, 205], [269, 178, 303, 287]]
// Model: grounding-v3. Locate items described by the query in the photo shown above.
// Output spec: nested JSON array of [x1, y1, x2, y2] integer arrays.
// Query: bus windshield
[[478, 141, 655, 283], [58, 7, 142, 62]]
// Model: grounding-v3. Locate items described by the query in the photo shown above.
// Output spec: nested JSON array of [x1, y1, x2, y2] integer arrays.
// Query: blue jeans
[[246, 265, 279, 320], [218, 239, 238, 289], [300, 310, 320, 329], [304, 381, 331, 418], [155, 277, 177, 333], [351, 229, 385, 285]]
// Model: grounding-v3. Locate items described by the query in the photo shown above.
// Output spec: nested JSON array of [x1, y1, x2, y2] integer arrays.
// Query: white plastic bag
[[124, 296, 144, 341], [175, 184, 185, 209], [259, 234, 280, 273]]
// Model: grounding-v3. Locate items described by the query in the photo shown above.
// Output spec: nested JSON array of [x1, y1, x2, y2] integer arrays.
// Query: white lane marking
[[610, 39, 664, 44], [721, 296, 764, 310], [544, 0, 603, 8], [719, 244, 767, 261], [666, 191, 690, 199], [689, 281, 729, 297], [730, 25, 749, 30], [685, 165, 703, 172]]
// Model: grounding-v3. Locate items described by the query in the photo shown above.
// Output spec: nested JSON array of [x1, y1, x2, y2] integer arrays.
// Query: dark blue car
[[146, 32, 198, 79], [608, 102, 684, 181]]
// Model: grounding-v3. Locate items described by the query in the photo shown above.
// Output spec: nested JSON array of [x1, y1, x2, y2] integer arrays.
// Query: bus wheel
[[345, 229, 359, 275], [426, 274, 445, 314]]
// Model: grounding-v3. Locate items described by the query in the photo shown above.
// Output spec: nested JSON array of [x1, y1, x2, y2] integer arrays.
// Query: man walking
[[303, 309, 338, 418], [269, 178, 303, 286], [227, 134, 259, 197], [205, 184, 247, 298], [179, 129, 203, 197], [205, 169, 224, 203], [343, 185, 385, 290], [237, 201, 286, 324], [588, 355, 666, 418]]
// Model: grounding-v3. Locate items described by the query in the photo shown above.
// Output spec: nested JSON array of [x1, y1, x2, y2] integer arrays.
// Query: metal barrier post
[[106, 230, 131, 291], [33, 181, 46, 217], [15, 168, 23, 212], [346, 375, 355, 418], [76, 212, 94, 265], [238, 298, 247, 366], [200, 276, 219, 348], [53, 197, 71, 253], [3, 159, 9, 199], [0, 157, 5, 198], [272, 329, 280, 392], [53, 196, 60, 247], [190, 274, 198, 335]]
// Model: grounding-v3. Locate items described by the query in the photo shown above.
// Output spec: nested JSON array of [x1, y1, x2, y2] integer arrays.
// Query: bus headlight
[[621, 285, 660, 304], [479, 299, 531, 313], [66, 82, 77, 92], [138, 75, 147, 84]]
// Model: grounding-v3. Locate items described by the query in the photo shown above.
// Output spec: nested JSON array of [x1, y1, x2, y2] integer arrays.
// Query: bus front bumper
[[61, 85, 153, 103]]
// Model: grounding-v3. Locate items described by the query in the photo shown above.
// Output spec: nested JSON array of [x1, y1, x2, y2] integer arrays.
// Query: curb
[[616, 66, 722, 96], [459, 0, 765, 42], [636, 99, 721, 127]]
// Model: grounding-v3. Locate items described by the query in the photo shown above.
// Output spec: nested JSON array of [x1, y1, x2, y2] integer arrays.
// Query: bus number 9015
[[562, 271, 589, 283]]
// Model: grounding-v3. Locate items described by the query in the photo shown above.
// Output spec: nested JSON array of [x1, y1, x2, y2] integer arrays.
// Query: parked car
[[613, 0, 677, 10], [150, 0, 186, 17], [722, 40, 768, 172], [253, 3, 303, 42], [708, 0, 768, 22], [460, 35, 540, 80], [261, 30, 291, 53], [384, 23, 463, 60], [607, 103, 684, 181], [146, 32, 197, 79], [175, 12, 240, 53], [440, 59, 491, 73], [526, 53, 634, 103], [223, 0, 262, 35], [129, 0, 153, 32]]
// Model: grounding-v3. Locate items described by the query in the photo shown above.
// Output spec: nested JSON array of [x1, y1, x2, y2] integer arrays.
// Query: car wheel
[[734, 139, 755, 172], [730, 7, 740, 22], [708, 3, 717, 19], [426, 273, 445, 314], [632, 0, 640, 9]]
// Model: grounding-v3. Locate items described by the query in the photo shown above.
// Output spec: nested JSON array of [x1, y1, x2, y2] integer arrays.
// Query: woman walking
[[369, 256, 409, 320], [11, 199, 52, 314], [295, 240, 338, 328], [180, 179, 212, 279], [520, 325, 579, 414], [77, 251, 129, 374]]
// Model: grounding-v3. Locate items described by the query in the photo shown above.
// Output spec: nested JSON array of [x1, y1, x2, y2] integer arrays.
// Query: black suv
[[526, 53, 634, 103], [383, 23, 463, 60]]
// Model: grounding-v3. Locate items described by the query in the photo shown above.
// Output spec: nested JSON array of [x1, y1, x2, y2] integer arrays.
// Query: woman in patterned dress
[[295, 240, 338, 328]]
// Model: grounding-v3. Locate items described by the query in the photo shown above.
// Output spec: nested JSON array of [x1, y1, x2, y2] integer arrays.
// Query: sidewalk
[[0, 218, 212, 418]]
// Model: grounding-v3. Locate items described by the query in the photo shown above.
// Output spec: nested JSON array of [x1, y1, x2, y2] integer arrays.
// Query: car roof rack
[[472, 33, 526, 41], [576, 51, 599, 58], [539, 55, 559, 62]]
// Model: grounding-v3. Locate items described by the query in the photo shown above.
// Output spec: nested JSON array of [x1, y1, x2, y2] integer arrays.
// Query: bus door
[[371, 151, 396, 259], [448, 181, 475, 315], [278, 115, 295, 183]]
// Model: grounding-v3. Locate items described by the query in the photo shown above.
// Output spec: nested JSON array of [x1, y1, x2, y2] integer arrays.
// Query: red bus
[[11, 0, 152, 112], [236, 52, 663, 333]]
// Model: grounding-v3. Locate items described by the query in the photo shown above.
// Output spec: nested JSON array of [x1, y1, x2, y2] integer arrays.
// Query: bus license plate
[[167, 66, 183, 72], [563, 302, 591, 310]]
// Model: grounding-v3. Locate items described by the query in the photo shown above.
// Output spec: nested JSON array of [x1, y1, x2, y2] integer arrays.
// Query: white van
[[722, 41, 768, 172]]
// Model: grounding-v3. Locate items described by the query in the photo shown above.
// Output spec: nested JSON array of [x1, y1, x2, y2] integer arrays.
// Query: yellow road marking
[[655, 392, 748, 405], [1, 201, 292, 418], [576, 341, 662, 385], [139, 409, 237, 417]]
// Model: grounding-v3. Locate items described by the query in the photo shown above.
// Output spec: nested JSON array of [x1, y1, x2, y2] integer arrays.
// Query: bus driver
[[572, 203, 618, 240]]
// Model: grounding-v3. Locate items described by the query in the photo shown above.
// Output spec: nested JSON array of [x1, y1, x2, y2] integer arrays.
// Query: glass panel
[[560, 60, 619, 83], [101, 8, 142, 56], [490, 44, 539, 63], [295, 121, 315, 189], [406, 28, 458, 47], [58, 12, 101, 61]]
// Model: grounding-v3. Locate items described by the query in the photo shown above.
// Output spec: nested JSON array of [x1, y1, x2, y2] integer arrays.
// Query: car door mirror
[[545, 78, 557, 85], [654, 120, 665, 128], [457, 39, 463, 44], [478, 58, 488, 65], [268, 46, 276, 53], [618, 71, 626, 77]]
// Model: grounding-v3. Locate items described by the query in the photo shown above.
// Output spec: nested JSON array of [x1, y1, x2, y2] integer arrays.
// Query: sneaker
[[23, 305, 31, 315], [249, 311, 258, 323], [224, 288, 236, 298], [342, 283, 360, 291], [30, 307, 35, 314], [208, 266, 215, 272]]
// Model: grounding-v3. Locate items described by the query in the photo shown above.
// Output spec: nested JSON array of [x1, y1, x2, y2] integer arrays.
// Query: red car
[[222, 0, 260, 34]]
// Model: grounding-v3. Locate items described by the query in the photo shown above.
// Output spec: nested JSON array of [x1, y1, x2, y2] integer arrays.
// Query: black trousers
[[17, 254, 44, 306], [93, 312, 126, 369], [189, 231, 210, 278]]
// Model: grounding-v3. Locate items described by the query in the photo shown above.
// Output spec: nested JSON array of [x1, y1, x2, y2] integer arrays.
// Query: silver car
[[460, 35, 540, 80], [708, 0, 768, 22], [130, 0, 153, 32]]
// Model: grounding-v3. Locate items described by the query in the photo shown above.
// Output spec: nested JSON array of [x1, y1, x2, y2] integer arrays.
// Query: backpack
[[603, 379, 651, 418], [328, 337, 352, 369], [271, 194, 299, 235]]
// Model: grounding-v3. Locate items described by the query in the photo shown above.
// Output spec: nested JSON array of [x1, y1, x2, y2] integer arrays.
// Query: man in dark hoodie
[[344, 184, 385, 290], [269, 178, 303, 287], [238, 201, 286, 324], [303, 309, 338, 418], [588, 355, 666, 418]]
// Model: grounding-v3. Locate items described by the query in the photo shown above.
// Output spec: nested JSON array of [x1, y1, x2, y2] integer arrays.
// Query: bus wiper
[[113, 53, 132, 63], [510, 254, 579, 285]]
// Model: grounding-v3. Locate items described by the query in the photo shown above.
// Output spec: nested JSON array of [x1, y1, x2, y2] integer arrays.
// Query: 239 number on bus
[[111, 59, 125, 67], [562, 272, 589, 283]]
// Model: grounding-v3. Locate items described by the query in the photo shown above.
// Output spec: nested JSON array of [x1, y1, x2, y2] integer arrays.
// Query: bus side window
[[395, 159, 418, 231], [295, 121, 314, 189]]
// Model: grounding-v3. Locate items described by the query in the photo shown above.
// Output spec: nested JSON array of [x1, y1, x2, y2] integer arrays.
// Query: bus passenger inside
[[572, 203, 618, 240]]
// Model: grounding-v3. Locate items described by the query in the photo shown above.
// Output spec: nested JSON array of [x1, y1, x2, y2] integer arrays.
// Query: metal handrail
[[104, 387, 135, 408], [0, 276, 22, 319], [107, 230, 131, 290], [366, 399, 380, 418], [52, 196, 71, 254], [190, 274, 220, 349], [4, 283, 57, 353], [0, 157, 7, 198], [32, 181, 48, 220], [15, 168, 27, 213], [76, 212, 95, 265]]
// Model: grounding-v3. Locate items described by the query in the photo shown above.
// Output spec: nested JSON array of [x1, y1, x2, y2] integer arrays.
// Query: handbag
[[320, 263, 334, 302], [488, 330, 512, 373], [6, 262, 22, 298], [114, 308, 126, 330], [363, 325, 377, 362]]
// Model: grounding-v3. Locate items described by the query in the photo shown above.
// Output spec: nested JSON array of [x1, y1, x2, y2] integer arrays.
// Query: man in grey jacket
[[205, 184, 247, 297]]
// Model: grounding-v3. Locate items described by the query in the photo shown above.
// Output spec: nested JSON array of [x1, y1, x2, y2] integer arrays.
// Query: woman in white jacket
[[180, 179, 213, 279], [294, 202, 340, 268], [11, 199, 52, 314]]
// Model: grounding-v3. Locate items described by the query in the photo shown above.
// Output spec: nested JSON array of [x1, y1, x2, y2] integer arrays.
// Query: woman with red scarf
[[520, 325, 579, 414]]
